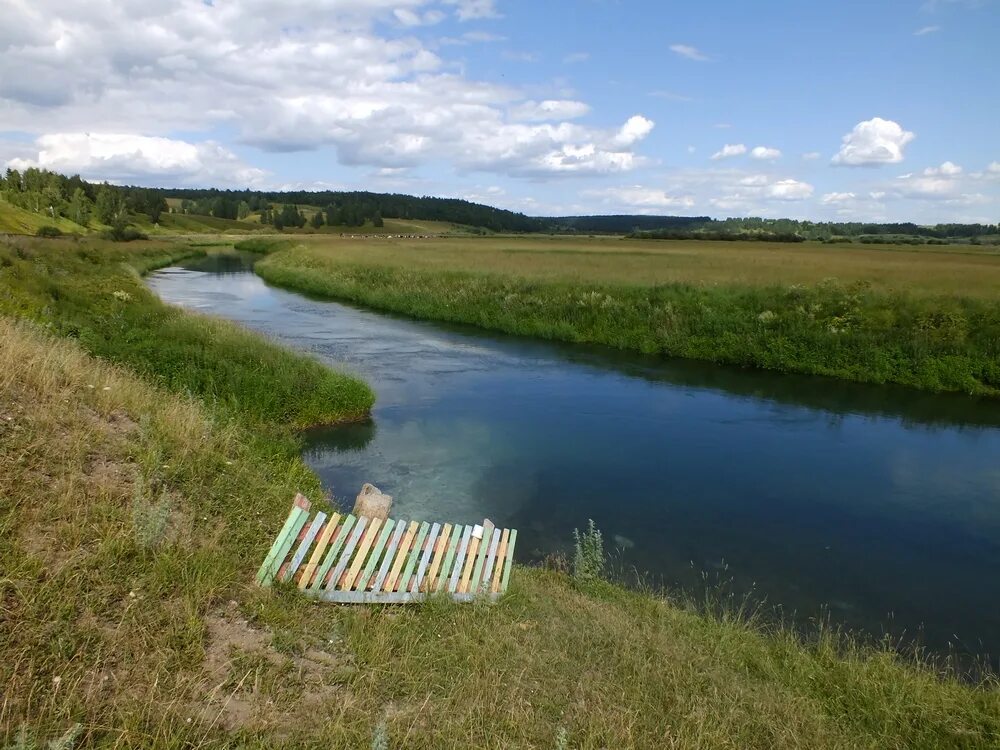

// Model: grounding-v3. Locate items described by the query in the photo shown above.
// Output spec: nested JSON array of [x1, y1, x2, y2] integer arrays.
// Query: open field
[[287, 233, 1000, 298], [3, 247, 999, 745], [254, 235, 1000, 396]]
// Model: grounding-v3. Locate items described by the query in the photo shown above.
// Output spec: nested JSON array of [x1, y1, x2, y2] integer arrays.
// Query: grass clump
[[256, 242, 1000, 396], [572, 519, 606, 583], [232, 237, 293, 254]]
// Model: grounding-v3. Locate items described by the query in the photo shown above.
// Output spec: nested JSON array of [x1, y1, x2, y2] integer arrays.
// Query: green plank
[[355, 519, 397, 591], [308, 514, 356, 593], [257, 505, 309, 587], [398, 521, 430, 593], [469, 526, 497, 594], [436, 524, 464, 593]]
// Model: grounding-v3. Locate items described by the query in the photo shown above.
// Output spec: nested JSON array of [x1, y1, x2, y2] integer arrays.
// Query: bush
[[100, 226, 148, 242], [572, 519, 605, 583], [35, 225, 63, 238]]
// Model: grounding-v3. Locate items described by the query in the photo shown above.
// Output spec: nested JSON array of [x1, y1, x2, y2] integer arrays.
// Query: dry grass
[[2, 318, 999, 748], [286, 234, 1000, 298]]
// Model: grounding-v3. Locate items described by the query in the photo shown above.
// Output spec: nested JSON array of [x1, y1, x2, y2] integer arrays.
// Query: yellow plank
[[384, 521, 419, 593], [490, 529, 510, 594], [298, 513, 340, 589], [423, 523, 451, 593], [340, 516, 383, 590], [458, 534, 481, 594]]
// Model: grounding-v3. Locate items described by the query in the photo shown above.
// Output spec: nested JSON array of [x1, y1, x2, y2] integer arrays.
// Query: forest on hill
[[2, 167, 997, 243]]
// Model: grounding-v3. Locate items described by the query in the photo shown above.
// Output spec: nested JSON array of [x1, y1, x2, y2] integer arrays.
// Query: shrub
[[572, 519, 605, 583], [35, 225, 63, 238]]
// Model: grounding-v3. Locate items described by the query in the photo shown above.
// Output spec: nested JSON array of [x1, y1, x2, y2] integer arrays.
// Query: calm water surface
[[148, 253, 1000, 662]]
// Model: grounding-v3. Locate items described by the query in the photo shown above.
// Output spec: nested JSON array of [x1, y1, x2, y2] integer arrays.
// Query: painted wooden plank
[[310, 514, 355, 593], [435, 524, 464, 593], [255, 495, 310, 585], [256, 500, 310, 586], [423, 523, 451, 593], [341, 516, 383, 590], [477, 527, 502, 595], [298, 513, 340, 590], [319, 590, 502, 605], [355, 520, 396, 592], [398, 522, 430, 593], [410, 522, 441, 594], [469, 524, 497, 594], [371, 520, 407, 594], [489, 528, 510, 594], [384, 521, 419, 593], [458, 525, 485, 594], [327, 517, 368, 592], [284, 511, 327, 583], [499, 528, 517, 593], [447, 526, 474, 593]]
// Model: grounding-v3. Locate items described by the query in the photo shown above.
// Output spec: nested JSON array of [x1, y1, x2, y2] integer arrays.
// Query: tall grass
[[257, 246, 1000, 396]]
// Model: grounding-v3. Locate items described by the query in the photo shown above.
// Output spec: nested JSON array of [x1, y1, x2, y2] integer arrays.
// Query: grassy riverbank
[[3, 237, 999, 747], [254, 237, 1000, 397]]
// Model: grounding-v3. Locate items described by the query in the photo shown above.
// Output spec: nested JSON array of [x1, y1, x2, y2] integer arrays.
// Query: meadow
[[254, 235, 1000, 396]]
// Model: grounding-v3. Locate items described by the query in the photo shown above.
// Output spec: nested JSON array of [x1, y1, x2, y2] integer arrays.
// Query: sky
[[1, 0, 998, 222]]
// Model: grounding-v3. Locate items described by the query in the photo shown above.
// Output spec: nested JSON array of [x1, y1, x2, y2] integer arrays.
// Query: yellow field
[[289, 234, 1000, 298]]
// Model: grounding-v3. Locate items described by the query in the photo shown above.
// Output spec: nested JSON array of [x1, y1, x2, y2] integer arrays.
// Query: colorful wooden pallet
[[256, 494, 517, 603]]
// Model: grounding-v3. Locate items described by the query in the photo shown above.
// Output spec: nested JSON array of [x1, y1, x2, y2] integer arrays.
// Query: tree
[[237, 200, 251, 220], [325, 204, 341, 226], [273, 213, 284, 231], [67, 188, 92, 226], [372, 210, 384, 228], [95, 185, 126, 225], [309, 210, 324, 229]]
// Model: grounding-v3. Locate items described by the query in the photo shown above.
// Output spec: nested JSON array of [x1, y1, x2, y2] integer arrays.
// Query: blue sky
[[2, 0, 998, 221]]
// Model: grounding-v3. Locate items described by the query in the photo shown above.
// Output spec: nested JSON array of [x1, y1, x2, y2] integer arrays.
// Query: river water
[[148, 253, 1000, 663]]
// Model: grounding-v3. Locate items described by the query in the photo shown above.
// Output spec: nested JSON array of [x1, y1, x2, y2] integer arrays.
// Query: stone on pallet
[[353, 483, 393, 520]]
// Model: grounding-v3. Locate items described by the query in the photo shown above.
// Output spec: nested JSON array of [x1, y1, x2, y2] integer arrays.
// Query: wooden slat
[[458, 526, 483, 594], [355, 520, 396, 591], [310, 515, 355, 593], [447, 526, 473, 593], [489, 528, 510, 594], [371, 520, 407, 594], [320, 590, 502, 605], [410, 523, 441, 594], [398, 522, 430, 592], [298, 512, 340, 589], [384, 521, 419, 593], [341, 516, 383, 590], [477, 527, 502, 594], [499, 529, 517, 593], [435, 524, 464, 592], [469, 524, 496, 594], [423, 523, 451, 593], [284, 511, 327, 583], [327, 517, 368, 591], [256, 497, 310, 586]]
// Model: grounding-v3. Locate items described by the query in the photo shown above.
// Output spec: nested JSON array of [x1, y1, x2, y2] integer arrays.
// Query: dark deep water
[[148, 253, 1000, 664]]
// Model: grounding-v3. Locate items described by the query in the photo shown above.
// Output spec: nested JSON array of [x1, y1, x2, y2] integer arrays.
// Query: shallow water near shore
[[148, 252, 1000, 664]]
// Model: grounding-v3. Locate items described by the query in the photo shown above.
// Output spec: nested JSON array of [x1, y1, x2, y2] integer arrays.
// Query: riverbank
[[253, 238, 1000, 397], [3, 237, 1000, 747]]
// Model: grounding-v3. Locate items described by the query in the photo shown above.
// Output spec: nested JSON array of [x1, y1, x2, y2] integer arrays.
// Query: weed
[[572, 519, 605, 583]]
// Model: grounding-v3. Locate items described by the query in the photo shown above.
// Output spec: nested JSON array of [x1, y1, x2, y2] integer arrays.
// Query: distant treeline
[[3, 168, 997, 241]]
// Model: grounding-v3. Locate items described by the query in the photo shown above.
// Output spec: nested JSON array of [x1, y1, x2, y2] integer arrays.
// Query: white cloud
[[923, 161, 962, 176], [914, 25, 941, 35], [510, 99, 590, 122], [802, 152, 821, 160], [821, 192, 857, 204], [988, 162, 1000, 174], [444, 0, 500, 21], [584, 186, 696, 212], [394, 8, 445, 26], [563, 52, 589, 64], [832, 117, 915, 166], [8, 133, 267, 186], [0, 0, 657, 183], [750, 146, 782, 160], [766, 179, 813, 200], [711, 144, 747, 160], [613, 115, 655, 147], [669, 44, 710, 62]]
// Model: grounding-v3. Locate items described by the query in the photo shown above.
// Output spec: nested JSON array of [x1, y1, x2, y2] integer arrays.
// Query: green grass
[[3, 235, 999, 747], [0, 236, 373, 427], [254, 239, 1000, 396], [0, 198, 83, 235]]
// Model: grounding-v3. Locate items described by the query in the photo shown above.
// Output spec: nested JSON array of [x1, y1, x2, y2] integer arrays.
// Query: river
[[147, 252, 1000, 664]]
